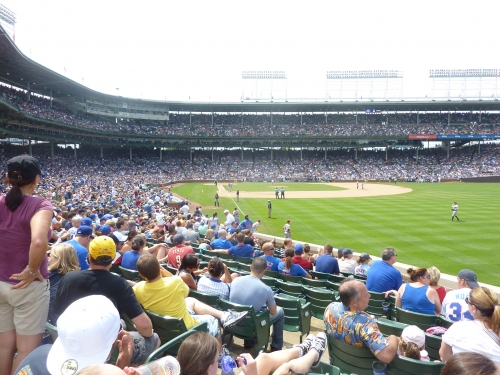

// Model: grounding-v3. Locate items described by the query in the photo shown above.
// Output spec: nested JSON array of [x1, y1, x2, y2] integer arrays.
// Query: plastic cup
[[382, 302, 390, 313], [372, 360, 387, 375]]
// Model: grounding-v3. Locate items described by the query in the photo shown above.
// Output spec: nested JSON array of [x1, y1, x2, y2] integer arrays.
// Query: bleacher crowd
[[2, 84, 500, 138]]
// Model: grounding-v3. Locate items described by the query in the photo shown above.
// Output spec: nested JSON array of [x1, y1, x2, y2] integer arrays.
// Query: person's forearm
[[28, 237, 49, 271]]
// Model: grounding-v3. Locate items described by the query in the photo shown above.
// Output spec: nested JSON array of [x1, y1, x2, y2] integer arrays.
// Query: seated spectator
[[183, 222, 200, 244], [52, 237, 160, 366], [366, 247, 402, 293], [133, 254, 247, 343], [324, 278, 398, 363], [120, 230, 137, 253], [47, 243, 80, 324], [261, 242, 280, 271], [315, 244, 340, 275], [213, 232, 254, 258], [395, 267, 441, 315], [338, 248, 357, 274], [14, 296, 135, 374], [440, 286, 500, 365], [210, 230, 232, 250], [354, 253, 372, 277], [197, 257, 237, 300], [66, 225, 92, 270], [278, 248, 312, 279], [291, 245, 313, 270], [230, 257, 285, 351], [280, 238, 293, 257], [398, 325, 429, 361], [441, 269, 480, 322], [121, 235, 168, 271], [167, 233, 195, 268], [440, 352, 500, 375], [301, 243, 317, 263], [178, 254, 206, 290], [428, 266, 449, 304]]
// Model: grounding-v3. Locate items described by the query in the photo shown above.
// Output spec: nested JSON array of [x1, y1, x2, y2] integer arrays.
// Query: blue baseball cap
[[76, 225, 93, 236], [80, 218, 92, 226], [98, 225, 111, 235], [294, 244, 304, 254]]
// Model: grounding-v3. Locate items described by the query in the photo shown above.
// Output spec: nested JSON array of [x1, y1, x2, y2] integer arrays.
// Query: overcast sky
[[4, 0, 500, 102]]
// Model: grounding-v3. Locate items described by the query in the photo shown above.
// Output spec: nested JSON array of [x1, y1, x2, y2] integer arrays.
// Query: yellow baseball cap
[[89, 236, 116, 259]]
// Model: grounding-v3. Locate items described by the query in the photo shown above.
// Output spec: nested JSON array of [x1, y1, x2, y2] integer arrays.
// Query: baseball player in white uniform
[[441, 269, 478, 322], [451, 202, 459, 221]]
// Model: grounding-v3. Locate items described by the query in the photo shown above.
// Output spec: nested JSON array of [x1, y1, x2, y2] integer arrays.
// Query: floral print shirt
[[324, 302, 388, 356]]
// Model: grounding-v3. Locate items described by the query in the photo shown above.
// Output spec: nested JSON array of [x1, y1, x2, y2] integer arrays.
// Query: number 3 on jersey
[[448, 302, 474, 321]]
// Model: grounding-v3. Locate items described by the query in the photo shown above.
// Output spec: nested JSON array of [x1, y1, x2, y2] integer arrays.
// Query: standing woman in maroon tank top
[[0, 155, 53, 375]]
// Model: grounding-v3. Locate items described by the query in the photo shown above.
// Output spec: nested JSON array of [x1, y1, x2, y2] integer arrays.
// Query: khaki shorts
[[0, 279, 50, 335]]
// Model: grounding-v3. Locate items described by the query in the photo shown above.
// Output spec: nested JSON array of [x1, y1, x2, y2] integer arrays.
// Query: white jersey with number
[[441, 288, 473, 322]]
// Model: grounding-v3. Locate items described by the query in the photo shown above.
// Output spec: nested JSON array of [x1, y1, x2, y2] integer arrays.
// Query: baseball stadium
[[1, 3, 500, 374]]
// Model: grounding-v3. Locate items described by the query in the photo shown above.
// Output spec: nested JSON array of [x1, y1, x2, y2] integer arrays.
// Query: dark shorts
[[130, 331, 160, 364]]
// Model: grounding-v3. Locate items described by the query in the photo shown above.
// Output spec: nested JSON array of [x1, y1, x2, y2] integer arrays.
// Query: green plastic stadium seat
[[425, 333, 443, 361], [265, 270, 280, 278], [376, 318, 407, 337], [303, 286, 336, 320], [146, 330, 199, 362], [308, 361, 341, 375], [387, 354, 444, 375], [279, 274, 304, 283], [145, 310, 208, 345], [274, 294, 311, 343], [310, 270, 331, 280], [238, 262, 252, 272], [327, 334, 378, 375], [188, 289, 220, 309], [329, 274, 346, 284], [118, 266, 141, 281], [218, 299, 270, 355], [395, 307, 439, 331], [277, 279, 304, 298], [237, 257, 253, 264], [302, 277, 329, 288]]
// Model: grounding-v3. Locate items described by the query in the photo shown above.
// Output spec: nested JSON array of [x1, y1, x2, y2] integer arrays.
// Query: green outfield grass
[[173, 182, 500, 285]]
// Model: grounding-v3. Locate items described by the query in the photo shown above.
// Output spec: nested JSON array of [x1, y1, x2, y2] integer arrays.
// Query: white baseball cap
[[46, 295, 120, 375], [401, 325, 425, 349]]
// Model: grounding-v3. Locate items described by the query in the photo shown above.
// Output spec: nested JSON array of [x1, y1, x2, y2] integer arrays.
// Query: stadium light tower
[[326, 70, 403, 101], [0, 3, 16, 41], [430, 69, 500, 100], [241, 71, 287, 101]]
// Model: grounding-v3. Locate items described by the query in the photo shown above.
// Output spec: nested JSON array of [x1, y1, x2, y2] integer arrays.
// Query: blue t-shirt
[[228, 244, 255, 258], [261, 255, 280, 271], [239, 219, 253, 231], [66, 239, 89, 270], [121, 251, 142, 271], [366, 260, 402, 293], [278, 261, 307, 277], [210, 238, 232, 250], [144, 204, 152, 213], [315, 254, 340, 275]]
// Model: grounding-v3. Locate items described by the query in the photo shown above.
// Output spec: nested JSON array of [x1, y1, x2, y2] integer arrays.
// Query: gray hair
[[218, 229, 227, 238], [381, 247, 396, 261]]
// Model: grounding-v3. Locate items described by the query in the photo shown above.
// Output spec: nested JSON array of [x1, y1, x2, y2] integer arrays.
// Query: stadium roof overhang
[[2, 25, 500, 114]]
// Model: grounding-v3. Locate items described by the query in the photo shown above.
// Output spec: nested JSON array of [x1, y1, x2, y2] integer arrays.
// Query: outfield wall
[[461, 176, 500, 182], [253, 233, 500, 299]]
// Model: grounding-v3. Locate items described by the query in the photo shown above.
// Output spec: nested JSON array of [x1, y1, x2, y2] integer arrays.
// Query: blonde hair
[[48, 243, 80, 274], [469, 287, 500, 338], [427, 266, 441, 286]]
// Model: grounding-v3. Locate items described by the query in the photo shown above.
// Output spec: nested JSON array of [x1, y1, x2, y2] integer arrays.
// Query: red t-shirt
[[167, 245, 195, 268], [0, 196, 53, 283], [292, 256, 313, 270]]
